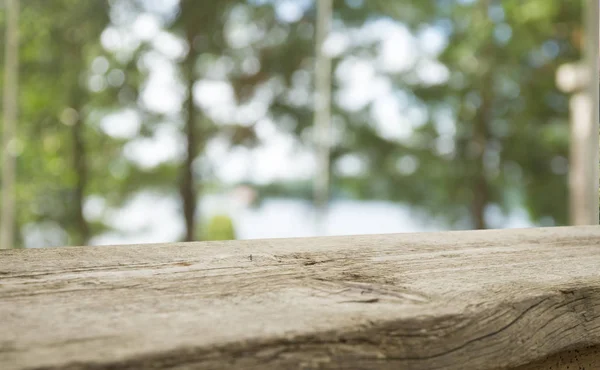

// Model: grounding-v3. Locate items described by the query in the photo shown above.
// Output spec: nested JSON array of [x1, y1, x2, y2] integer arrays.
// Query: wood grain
[[513, 345, 600, 370], [1, 226, 600, 369]]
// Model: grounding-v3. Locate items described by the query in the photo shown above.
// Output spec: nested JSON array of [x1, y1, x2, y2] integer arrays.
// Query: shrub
[[202, 214, 236, 241]]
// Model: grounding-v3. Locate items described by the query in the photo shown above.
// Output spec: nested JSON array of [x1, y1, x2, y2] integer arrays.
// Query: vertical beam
[[575, 0, 600, 225], [1, 0, 20, 249], [313, 0, 333, 235], [570, 90, 595, 224], [590, 0, 600, 224], [563, 0, 600, 226]]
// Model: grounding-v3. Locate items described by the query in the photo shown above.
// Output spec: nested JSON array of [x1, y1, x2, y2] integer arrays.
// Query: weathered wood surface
[[514, 345, 600, 370], [1, 226, 600, 370]]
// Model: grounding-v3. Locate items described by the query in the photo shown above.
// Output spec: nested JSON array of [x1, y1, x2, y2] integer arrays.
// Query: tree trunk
[[471, 162, 488, 229], [313, 0, 333, 236], [64, 36, 90, 246], [472, 79, 491, 230], [1, 0, 20, 249], [583, 0, 599, 224], [180, 34, 198, 242], [71, 111, 90, 245], [471, 0, 493, 230]]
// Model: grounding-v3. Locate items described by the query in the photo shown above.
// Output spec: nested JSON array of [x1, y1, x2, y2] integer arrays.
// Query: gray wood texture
[[1, 226, 600, 369], [514, 345, 600, 370]]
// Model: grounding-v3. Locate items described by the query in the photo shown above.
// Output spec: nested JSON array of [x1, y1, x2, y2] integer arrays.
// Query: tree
[[1, 0, 583, 247], [168, 0, 252, 241], [313, 0, 334, 235], [326, 0, 582, 229], [4, 0, 132, 247], [202, 214, 236, 241], [1, 0, 19, 249], [27, 1, 112, 246], [150, 0, 299, 241]]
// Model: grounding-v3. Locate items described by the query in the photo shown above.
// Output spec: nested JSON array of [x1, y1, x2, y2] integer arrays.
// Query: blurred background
[[0, 0, 593, 248]]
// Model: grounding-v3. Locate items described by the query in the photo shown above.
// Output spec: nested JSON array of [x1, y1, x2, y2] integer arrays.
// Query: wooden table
[[1, 226, 599, 369]]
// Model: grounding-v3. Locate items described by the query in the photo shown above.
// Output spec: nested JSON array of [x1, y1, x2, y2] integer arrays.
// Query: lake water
[[89, 193, 534, 246]]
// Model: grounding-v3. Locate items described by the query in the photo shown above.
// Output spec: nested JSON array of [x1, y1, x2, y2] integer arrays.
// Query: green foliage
[[202, 214, 236, 241], [242, 0, 580, 229], [8, 0, 116, 246], [328, 0, 580, 228], [2, 0, 150, 247], [0, 0, 585, 247]]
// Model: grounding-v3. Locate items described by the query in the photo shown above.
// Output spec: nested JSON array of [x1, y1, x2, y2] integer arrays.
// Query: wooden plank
[[1, 226, 600, 369], [514, 345, 600, 370]]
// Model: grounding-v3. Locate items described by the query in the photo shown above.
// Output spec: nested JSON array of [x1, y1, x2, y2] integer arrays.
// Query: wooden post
[[1, 0, 20, 249], [313, 0, 333, 236], [556, 0, 599, 225], [586, 0, 599, 224]]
